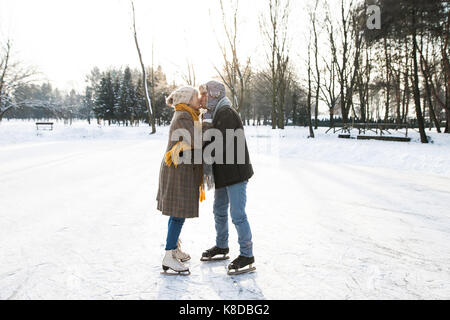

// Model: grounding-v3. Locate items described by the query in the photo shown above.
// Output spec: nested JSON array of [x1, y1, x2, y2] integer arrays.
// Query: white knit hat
[[166, 86, 198, 107]]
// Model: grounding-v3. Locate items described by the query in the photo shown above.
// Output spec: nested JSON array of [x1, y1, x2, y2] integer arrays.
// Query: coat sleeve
[[173, 113, 202, 150], [214, 108, 239, 133]]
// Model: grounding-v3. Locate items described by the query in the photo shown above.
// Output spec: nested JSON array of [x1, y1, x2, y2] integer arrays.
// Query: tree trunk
[[446, 107, 450, 133], [131, 1, 156, 134], [271, 97, 277, 129], [340, 87, 348, 124], [312, 2, 320, 130], [277, 102, 285, 129], [401, 37, 410, 124], [423, 74, 441, 132], [307, 49, 315, 138], [447, 80, 450, 133], [412, 12, 428, 143], [329, 107, 334, 128], [395, 80, 402, 124], [384, 37, 391, 122], [419, 31, 441, 133], [314, 87, 320, 129], [292, 93, 298, 126]]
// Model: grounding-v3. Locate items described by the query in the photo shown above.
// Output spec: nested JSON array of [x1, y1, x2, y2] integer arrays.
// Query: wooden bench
[[328, 122, 411, 142], [325, 124, 352, 134], [36, 122, 54, 131], [357, 135, 411, 142], [355, 123, 409, 137], [327, 123, 409, 137]]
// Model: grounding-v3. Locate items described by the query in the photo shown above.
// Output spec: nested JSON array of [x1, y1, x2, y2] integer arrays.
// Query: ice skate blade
[[161, 265, 190, 276], [227, 266, 256, 276], [161, 270, 191, 276], [200, 255, 230, 262]]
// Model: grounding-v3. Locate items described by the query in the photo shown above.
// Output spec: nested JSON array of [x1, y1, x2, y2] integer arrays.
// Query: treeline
[[3, 64, 314, 128], [1, 0, 449, 143], [83, 66, 175, 126], [6, 83, 83, 121], [211, 0, 449, 141], [4, 65, 177, 126], [84, 66, 312, 127], [303, 0, 449, 141]]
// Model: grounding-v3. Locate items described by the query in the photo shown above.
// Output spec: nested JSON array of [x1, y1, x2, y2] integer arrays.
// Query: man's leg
[[214, 187, 230, 249], [227, 181, 253, 257]]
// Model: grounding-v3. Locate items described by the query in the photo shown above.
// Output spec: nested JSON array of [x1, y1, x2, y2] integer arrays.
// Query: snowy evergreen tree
[[94, 72, 115, 125], [118, 67, 135, 126]]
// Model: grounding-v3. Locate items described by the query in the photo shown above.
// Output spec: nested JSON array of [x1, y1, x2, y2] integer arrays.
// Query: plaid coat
[[156, 111, 203, 219]]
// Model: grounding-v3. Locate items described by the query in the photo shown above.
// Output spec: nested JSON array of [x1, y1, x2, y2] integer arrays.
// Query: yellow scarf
[[175, 103, 200, 122], [165, 104, 205, 202]]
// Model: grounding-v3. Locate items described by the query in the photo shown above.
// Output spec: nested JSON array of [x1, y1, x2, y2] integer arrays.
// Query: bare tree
[[0, 40, 38, 122], [418, 32, 441, 132], [260, 0, 291, 129], [214, 0, 252, 123], [131, 0, 156, 134], [320, 45, 339, 128], [441, 9, 450, 133], [310, 0, 322, 129], [182, 57, 196, 87], [320, 9, 342, 128], [306, 39, 315, 138], [325, 0, 364, 124], [355, 39, 372, 123]]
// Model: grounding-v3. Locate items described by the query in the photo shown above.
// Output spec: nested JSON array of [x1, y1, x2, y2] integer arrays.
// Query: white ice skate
[[161, 250, 191, 276], [174, 239, 191, 262]]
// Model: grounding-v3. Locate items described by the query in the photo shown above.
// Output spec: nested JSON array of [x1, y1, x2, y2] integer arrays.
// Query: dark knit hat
[[199, 80, 226, 109]]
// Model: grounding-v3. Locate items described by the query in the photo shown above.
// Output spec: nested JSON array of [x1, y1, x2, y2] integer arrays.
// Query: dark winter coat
[[156, 111, 203, 219], [212, 105, 254, 189]]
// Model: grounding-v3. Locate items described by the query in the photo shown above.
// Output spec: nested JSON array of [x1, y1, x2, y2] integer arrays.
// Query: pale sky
[[0, 0, 315, 93]]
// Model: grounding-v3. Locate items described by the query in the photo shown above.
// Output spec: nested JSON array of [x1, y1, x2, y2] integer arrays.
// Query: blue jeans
[[214, 181, 253, 257], [165, 217, 185, 251]]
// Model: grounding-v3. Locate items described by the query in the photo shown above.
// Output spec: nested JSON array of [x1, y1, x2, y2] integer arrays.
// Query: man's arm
[[214, 108, 239, 133]]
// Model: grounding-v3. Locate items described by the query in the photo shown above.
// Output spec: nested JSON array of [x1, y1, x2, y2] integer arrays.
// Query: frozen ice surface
[[0, 120, 449, 299]]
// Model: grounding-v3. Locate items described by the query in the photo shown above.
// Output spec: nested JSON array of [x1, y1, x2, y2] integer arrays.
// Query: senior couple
[[156, 80, 255, 276]]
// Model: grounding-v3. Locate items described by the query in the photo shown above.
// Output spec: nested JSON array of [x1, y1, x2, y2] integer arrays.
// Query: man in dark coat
[[199, 81, 255, 275]]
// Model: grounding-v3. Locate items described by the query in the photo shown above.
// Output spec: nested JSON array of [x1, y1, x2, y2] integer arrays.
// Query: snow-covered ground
[[1, 120, 449, 300]]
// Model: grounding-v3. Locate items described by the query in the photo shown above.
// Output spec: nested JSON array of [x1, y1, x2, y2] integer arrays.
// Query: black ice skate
[[227, 256, 256, 276], [200, 246, 230, 262]]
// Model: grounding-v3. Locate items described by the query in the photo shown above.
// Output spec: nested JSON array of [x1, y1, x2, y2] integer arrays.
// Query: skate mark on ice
[[345, 201, 440, 222], [230, 274, 265, 300], [6, 268, 32, 300], [0, 151, 89, 182]]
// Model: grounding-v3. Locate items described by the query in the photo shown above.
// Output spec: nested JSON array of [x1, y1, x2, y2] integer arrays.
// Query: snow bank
[[1, 119, 449, 177]]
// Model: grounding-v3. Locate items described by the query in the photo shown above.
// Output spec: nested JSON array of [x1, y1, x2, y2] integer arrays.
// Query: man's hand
[[202, 110, 213, 124]]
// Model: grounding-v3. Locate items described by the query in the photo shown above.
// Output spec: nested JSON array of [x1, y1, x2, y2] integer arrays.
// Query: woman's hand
[[199, 93, 208, 109]]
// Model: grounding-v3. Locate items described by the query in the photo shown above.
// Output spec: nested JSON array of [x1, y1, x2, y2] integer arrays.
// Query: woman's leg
[[165, 217, 186, 251]]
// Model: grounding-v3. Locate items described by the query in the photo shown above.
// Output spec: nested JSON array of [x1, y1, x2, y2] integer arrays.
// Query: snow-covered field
[[1, 120, 449, 300]]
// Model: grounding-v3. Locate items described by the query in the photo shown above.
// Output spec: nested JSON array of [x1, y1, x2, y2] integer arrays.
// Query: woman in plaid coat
[[157, 86, 204, 275]]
